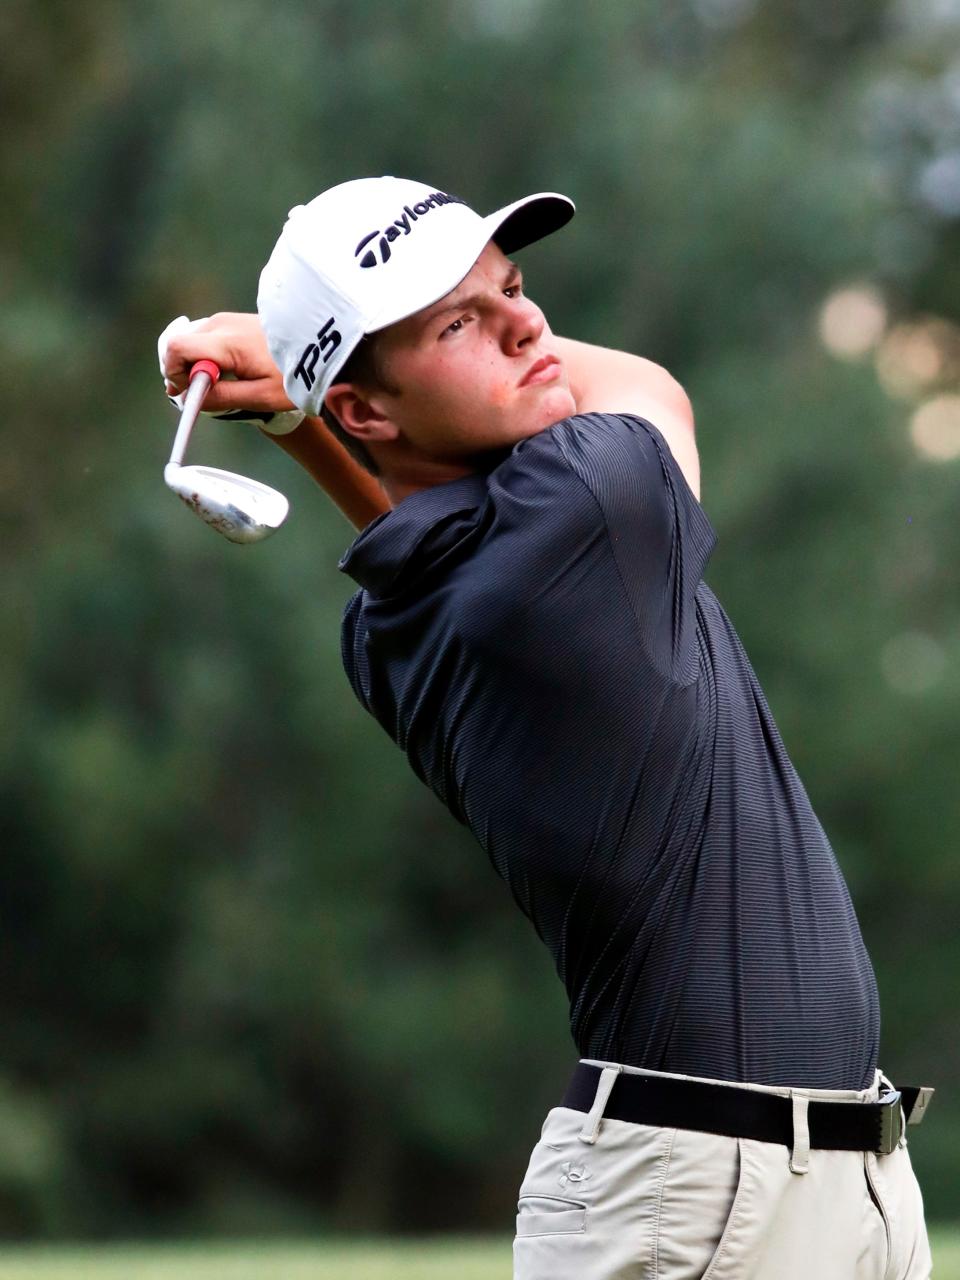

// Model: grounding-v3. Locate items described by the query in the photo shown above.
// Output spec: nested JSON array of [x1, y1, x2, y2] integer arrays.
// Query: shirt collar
[[339, 472, 490, 597]]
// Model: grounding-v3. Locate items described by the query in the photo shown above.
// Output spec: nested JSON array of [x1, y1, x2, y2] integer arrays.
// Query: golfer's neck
[[376, 451, 479, 507]]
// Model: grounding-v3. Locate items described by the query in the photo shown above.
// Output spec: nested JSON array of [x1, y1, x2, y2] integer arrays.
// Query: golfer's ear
[[324, 384, 398, 443]]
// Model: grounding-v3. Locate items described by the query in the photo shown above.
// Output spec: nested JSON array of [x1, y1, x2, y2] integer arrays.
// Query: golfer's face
[[373, 241, 576, 458]]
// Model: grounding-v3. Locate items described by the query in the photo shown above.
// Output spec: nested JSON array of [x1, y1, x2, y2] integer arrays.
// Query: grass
[[933, 1229, 960, 1278], [0, 1239, 508, 1280], [0, 1231, 955, 1278]]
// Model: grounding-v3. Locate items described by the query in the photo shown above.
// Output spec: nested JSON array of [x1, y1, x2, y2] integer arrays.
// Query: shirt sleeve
[[340, 589, 373, 714], [549, 412, 717, 683]]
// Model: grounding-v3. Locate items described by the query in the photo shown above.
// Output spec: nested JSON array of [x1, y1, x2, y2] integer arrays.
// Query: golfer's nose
[[503, 296, 545, 354]]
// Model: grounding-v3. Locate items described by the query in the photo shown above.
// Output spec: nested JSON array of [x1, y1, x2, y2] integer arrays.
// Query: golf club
[[164, 359, 290, 544]]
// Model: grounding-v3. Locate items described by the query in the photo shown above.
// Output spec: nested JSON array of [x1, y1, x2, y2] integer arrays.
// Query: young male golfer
[[161, 176, 933, 1279]]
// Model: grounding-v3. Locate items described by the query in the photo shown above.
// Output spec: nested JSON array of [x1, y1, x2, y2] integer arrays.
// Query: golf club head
[[164, 463, 289, 544]]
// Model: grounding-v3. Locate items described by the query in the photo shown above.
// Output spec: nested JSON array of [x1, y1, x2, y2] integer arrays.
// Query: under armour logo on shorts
[[558, 1161, 591, 1189]]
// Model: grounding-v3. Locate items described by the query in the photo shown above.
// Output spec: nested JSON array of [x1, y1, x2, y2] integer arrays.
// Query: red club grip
[[189, 359, 221, 384]]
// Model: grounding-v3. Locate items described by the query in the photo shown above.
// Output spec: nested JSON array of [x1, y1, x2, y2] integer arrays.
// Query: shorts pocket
[[864, 1153, 892, 1274], [515, 1193, 587, 1238], [699, 1140, 744, 1280], [655, 1131, 743, 1280], [865, 1147, 933, 1280]]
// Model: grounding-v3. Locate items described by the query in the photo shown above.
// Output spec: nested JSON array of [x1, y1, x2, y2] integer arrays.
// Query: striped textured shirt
[[339, 413, 880, 1090]]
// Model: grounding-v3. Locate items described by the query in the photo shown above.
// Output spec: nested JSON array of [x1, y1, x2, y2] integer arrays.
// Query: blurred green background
[[2, 0, 959, 1252]]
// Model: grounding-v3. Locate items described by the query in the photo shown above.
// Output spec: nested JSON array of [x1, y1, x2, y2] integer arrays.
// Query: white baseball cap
[[257, 176, 575, 417]]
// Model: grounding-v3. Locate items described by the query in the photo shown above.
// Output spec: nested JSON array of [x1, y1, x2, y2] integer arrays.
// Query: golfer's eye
[[441, 316, 468, 338], [504, 271, 524, 297]]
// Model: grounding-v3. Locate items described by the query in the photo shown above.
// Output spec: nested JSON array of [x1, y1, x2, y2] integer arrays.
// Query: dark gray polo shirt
[[339, 413, 880, 1090]]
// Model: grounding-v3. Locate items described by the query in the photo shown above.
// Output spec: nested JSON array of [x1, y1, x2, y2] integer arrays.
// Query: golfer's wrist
[[256, 407, 305, 436]]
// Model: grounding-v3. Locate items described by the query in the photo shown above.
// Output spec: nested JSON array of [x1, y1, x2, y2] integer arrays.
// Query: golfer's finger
[[163, 334, 230, 386], [195, 376, 296, 414]]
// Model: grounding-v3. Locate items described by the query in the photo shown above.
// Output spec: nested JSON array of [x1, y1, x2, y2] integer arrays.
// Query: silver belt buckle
[[877, 1089, 904, 1155], [907, 1086, 935, 1126]]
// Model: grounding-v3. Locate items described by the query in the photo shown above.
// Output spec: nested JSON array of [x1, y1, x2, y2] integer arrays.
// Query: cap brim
[[484, 192, 575, 255], [367, 191, 574, 336]]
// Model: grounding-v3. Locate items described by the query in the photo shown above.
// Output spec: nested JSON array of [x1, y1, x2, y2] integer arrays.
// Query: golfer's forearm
[[555, 336, 701, 498], [555, 337, 694, 429], [265, 417, 391, 531]]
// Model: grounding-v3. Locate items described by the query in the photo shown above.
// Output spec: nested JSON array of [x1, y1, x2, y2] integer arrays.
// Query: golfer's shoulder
[[552, 339, 700, 498], [510, 410, 687, 508]]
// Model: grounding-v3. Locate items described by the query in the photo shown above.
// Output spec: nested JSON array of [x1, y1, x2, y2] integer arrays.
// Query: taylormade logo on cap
[[257, 176, 575, 418], [354, 191, 466, 268]]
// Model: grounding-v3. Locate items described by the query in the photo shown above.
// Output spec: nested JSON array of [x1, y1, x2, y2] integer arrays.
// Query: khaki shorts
[[513, 1060, 931, 1280]]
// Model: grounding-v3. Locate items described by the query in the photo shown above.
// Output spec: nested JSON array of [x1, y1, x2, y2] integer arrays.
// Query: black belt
[[562, 1064, 934, 1156]]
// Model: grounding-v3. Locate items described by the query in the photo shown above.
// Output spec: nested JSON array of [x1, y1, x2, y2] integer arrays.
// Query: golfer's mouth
[[519, 355, 561, 388]]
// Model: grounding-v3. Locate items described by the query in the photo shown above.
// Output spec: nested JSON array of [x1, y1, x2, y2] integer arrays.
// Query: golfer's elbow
[[647, 360, 695, 436]]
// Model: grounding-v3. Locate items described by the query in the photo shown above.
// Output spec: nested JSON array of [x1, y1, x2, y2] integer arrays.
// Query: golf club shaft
[[270, 420, 391, 531], [168, 362, 220, 467]]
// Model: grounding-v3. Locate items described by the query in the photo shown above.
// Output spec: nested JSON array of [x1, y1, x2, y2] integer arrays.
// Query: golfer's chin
[[456, 397, 576, 471], [523, 383, 579, 434]]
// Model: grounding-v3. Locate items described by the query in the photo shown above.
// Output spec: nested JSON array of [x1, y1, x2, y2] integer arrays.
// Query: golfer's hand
[[159, 312, 304, 435]]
